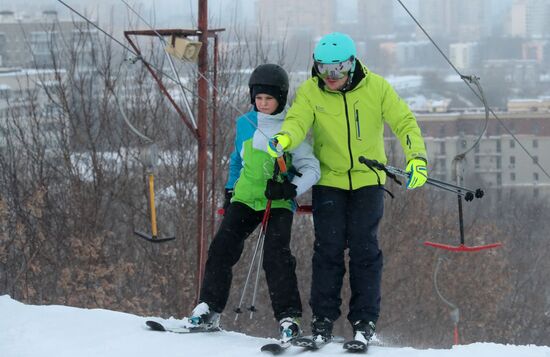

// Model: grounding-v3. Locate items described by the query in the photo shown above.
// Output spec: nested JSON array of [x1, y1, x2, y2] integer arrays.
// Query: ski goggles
[[315, 58, 354, 80]]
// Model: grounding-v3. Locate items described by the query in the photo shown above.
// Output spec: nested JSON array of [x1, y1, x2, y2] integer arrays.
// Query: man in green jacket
[[267, 32, 428, 346]]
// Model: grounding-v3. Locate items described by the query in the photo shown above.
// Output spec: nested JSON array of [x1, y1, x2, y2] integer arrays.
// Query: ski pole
[[234, 158, 286, 321], [247, 200, 271, 319], [248, 157, 289, 318], [234, 202, 270, 320], [358, 157, 484, 201]]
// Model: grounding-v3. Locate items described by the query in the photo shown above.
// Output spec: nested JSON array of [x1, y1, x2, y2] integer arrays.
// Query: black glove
[[264, 179, 297, 200], [223, 189, 233, 210]]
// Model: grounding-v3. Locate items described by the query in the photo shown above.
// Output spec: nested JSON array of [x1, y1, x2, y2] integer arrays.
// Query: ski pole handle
[[276, 156, 287, 175]]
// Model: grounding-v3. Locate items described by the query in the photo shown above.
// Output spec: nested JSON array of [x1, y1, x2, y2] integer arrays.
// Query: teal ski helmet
[[313, 32, 356, 64]]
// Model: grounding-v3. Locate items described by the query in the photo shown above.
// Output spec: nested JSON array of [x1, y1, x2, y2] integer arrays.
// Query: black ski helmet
[[248, 64, 289, 114]]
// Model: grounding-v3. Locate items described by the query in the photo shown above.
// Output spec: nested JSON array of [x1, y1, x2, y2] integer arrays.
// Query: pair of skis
[[261, 336, 368, 354], [146, 320, 369, 354]]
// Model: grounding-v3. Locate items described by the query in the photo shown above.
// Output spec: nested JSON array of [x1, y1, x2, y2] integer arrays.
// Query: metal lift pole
[[195, 0, 209, 303]]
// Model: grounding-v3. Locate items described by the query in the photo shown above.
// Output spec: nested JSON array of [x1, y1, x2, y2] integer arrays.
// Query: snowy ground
[[1, 295, 549, 357]]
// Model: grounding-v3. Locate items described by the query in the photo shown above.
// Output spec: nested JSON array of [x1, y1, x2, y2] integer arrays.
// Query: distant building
[[394, 41, 442, 70], [392, 111, 550, 197], [254, 0, 335, 41], [508, 0, 550, 38], [0, 68, 65, 150], [507, 97, 550, 112], [0, 10, 96, 69], [386, 75, 423, 94], [357, 0, 394, 38], [483, 59, 540, 93], [405, 95, 451, 113], [449, 42, 480, 71], [522, 40, 548, 63], [417, 0, 486, 41]]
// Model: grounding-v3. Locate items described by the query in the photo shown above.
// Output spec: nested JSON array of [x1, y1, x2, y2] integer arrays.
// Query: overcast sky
[[0, 0, 517, 38], [0, 0, 418, 28], [0, 0, 255, 27]]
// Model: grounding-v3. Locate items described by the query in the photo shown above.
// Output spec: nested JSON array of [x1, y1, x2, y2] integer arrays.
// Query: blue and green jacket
[[226, 109, 320, 211]]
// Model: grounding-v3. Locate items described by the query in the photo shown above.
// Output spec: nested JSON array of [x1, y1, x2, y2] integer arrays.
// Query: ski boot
[[352, 320, 375, 343], [311, 316, 333, 343], [343, 320, 375, 352], [279, 316, 301, 343], [188, 302, 220, 330]]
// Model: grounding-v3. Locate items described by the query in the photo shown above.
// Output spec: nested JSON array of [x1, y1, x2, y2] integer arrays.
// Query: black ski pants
[[310, 185, 384, 325], [200, 201, 302, 321]]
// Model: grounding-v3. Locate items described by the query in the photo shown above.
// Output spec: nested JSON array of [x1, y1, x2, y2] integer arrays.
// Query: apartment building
[[254, 0, 335, 40], [0, 68, 65, 150], [0, 10, 95, 69], [410, 111, 550, 197]]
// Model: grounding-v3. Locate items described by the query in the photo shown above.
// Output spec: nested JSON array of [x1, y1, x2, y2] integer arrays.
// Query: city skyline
[[0, 0, 541, 41]]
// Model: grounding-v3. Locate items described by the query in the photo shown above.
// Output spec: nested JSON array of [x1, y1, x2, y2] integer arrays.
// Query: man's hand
[[264, 179, 297, 200], [267, 133, 290, 158], [406, 158, 428, 189]]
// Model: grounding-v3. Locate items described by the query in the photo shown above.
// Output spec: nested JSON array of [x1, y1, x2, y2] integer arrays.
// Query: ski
[[343, 339, 369, 353], [291, 336, 329, 350], [145, 320, 221, 334], [260, 341, 291, 355]]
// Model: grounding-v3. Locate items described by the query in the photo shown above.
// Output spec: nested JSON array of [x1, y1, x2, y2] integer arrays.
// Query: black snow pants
[[309, 185, 384, 324], [200, 201, 302, 321]]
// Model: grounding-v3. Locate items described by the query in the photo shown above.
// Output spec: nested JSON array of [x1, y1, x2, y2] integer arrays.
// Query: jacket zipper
[[355, 108, 361, 140], [342, 93, 354, 190]]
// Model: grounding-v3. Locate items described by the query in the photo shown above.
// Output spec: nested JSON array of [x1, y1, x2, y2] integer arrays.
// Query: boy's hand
[[264, 179, 297, 200]]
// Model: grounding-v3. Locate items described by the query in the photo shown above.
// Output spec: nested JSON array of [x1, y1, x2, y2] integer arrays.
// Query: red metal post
[[195, 0, 209, 303], [453, 324, 459, 345], [210, 34, 219, 239]]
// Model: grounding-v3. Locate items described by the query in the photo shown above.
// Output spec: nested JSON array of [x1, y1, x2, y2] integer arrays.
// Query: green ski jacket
[[281, 61, 427, 190]]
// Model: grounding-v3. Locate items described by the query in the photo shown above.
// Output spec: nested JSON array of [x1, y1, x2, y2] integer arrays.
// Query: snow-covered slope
[[1, 295, 548, 357]]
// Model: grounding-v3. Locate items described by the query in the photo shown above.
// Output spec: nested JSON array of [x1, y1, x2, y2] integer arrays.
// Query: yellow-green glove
[[406, 158, 428, 189], [267, 133, 291, 158]]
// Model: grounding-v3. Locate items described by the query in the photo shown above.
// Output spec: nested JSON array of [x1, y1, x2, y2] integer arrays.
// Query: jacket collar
[[257, 108, 286, 122]]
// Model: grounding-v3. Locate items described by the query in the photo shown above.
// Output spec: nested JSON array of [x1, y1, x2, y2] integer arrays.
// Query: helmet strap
[[340, 58, 356, 92]]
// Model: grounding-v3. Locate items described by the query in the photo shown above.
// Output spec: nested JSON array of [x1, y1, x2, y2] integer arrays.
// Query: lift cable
[[118, 0, 276, 141], [396, 0, 550, 179], [58, 0, 275, 143]]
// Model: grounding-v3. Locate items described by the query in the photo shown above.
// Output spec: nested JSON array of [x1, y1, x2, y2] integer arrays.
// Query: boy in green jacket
[[268, 33, 428, 346], [188, 64, 320, 342]]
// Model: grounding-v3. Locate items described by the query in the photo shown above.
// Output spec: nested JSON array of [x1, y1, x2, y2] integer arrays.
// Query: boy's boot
[[279, 316, 301, 343], [188, 302, 220, 329]]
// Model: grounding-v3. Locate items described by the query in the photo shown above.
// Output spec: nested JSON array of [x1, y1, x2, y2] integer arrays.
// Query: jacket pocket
[[353, 101, 362, 140]]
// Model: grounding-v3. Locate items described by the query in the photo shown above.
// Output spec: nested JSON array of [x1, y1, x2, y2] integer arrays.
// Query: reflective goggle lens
[[315, 59, 354, 80]]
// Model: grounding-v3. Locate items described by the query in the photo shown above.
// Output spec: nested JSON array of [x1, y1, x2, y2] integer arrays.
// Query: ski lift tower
[[124, 0, 224, 306]]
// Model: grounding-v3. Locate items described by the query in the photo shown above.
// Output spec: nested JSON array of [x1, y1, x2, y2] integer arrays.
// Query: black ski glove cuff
[[264, 179, 297, 200], [223, 189, 233, 210]]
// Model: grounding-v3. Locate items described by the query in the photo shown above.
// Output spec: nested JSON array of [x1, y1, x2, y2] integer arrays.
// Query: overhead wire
[[57, 0, 210, 114], [120, 0, 198, 130], [117, 0, 277, 141], [57, 0, 275, 143], [395, 0, 550, 179]]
